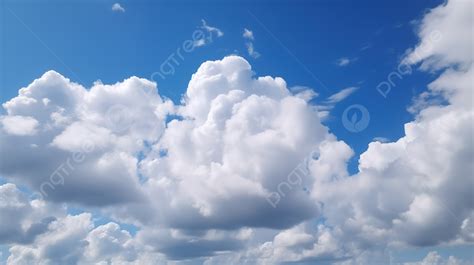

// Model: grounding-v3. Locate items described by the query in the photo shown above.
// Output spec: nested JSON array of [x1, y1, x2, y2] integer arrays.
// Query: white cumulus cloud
[[111, 3, 125, 12]]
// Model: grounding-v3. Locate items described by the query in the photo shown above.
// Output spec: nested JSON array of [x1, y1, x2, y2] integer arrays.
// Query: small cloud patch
[[112, 3, 125, 12]]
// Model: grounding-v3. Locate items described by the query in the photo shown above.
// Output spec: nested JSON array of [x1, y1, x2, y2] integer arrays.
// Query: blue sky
[[1, 0, 473, 264], [2, 0, 443, 173]]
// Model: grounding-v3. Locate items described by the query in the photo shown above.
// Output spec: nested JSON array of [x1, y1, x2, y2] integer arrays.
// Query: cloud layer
[[0, 0, 472, 264]]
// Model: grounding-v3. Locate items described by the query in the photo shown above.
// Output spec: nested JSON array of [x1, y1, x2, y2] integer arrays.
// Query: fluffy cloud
[[133, 56, 333, 231], [404, 251, 469, 265], [204, 0, 473, 263], [268, 0, 473, 262], [0, 183, 250, 264], [403, 0, 472, 70], [137, 227, 252, 260], [82, 222, 140, 264], [112, 3, 125, 13], [0, 71, 170, 206], [1, 186, 148, 265], [6, 212, 142, 265], [0, 183, 60, 245], [0, 56, 339, 262], [1, 115, 38, 136]]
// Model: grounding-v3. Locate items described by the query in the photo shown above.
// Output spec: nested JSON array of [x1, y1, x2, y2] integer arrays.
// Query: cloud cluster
[[0, 55, 337, 262], [139, 56, 334, 230], [0, 71, 170, 205], [404, 251, 469, 265], [0, 184, 60, 245], [0, 0, 472, 263], [239, 0, 474, 263]]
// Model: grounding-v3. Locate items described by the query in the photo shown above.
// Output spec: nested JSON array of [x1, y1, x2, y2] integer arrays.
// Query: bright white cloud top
[[111, 3, 125, 12], [0, 0, 472, 264]]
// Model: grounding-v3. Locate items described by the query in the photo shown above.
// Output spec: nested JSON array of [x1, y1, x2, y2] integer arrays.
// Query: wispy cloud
[[243, 28, 260, 59], [373, 137, 390, 143], [193, 19, 224, 48], [290, 86, 318, 101], [245, 42, 260, 58], [360, 43, 372, 51], [111, 3, 125, 12], [393, 22, 403, 29], [310, 86, 359, 120], [243, 28, 254, 40], [336, 57, 357, 67], [325, 86, 359, 104], [193, 38, 206, 48], [201, 19, 223, 37]]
